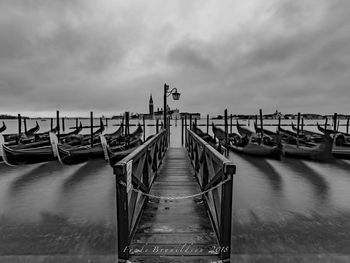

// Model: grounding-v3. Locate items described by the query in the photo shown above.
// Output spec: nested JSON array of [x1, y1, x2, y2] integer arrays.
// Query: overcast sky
[[0, 0, 349, 117]]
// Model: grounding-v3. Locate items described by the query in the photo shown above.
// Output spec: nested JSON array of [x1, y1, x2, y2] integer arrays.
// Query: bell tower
[[149, 94, 154, 115]]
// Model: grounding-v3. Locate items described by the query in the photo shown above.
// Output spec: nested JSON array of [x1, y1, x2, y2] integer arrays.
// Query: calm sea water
[[0, 118, 350, 257]]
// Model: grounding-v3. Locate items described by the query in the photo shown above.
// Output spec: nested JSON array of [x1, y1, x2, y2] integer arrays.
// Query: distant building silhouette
[[149, 94, 154, 115]]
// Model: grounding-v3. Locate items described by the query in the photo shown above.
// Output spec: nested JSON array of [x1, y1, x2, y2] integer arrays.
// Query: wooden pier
[[114, 128, 235, 262]]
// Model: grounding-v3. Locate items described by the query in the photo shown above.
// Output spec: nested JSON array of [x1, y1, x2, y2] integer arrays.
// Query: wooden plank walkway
[[129, 147, 220, 262]]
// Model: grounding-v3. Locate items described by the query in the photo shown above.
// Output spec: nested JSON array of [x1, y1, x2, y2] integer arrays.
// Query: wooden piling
[[301, 118, 304, 134], [333, 113, 338, 131], [230, 114, 233, 134], [62, 117, 65, 132], [278, 116, 281, 133], [51, 118, 53, 130], [194, 118, 197, 130], [325, 118, 328, 131], [207, 114, 209, 134], [56, 110, 60, 139], [106, 118, 108, 127], [296, 112, 301, 147], [347, 118, 349, 134], [90, 112, 93, 147], [224, 109, 229, 157], [143, 115, 145, 142], [23, 118, 27, 135], [259, 109, 263, 137], [18, 114, 21, 137], [156, 119, 159, 133], [75, 118, 79, 129], [189, 115, 192, 130]]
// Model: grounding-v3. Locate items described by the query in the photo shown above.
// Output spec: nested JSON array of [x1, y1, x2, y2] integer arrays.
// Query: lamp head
[[172, 91, 181, 100]]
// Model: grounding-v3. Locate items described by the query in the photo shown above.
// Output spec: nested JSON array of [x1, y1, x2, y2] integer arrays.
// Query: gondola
[[3, 121, 40, 143], [213, 122, 281, 159], [0, 122, 6, 133], [192, 126, 225, 154], [58, 124, 142, 165], [0, 124, 84, 165]]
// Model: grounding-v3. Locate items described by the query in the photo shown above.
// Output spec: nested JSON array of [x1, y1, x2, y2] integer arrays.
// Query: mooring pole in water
[[90, 112, 93, 147], [296, 112, 301, 147], [62, 117, 65, 132], [105, 118, 108, 127], [278, 116, 281, 132], [75, 118, 78, 129], [189, 115, 192, 130], [143, 115, 145, 142], [255, 114, 258, 127], [324, 118, 328, 131], [51, 118, 53, 130], [333, 113, 338, 132], [23, 118, 27, 135], [207, 114, 209, 134], [156, 119, 159, 133], [18, 114, 21, 137], [347, 118, 349, 134], [181, 117, 184, 145], [230, 114, 233, 134], [194, 118, 197, 130], [259, 109, 263, 137], [301, 118, 304, 134], [56, 110, 60, 139], [224, 109, 229, 157]]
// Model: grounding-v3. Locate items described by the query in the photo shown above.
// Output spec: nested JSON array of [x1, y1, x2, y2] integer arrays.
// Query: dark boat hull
[[1, 145, 55, 165]]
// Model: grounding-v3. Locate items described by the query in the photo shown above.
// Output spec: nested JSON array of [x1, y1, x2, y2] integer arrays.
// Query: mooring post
[[18, 114, 21, 137], [143, 115, 146, 142], [23, 118, 27, 135], [181, 117, 184, 145], [347, 118, 349, 134], [185, 115, 187, 143], [324, 118, 328, 131], [56, 110, 60, 139], [333, 113, 338, 131], [259, 109, 263, 137], [62, 117, 65, 132], [105, 118, 108, 127], [189, 115, 192, 130], [296, 112, 301, 147], [51, 118, 53, 130], [194, 118, 197, 130], [224, 109, 229, 157], [90, 112, 93, 147], [207, 114, 209, 134], [125, 112, 130, 147], [301, 118, 304, 134], [75, 118, 78, 129], [156, 119, 159, 133], [230, 114, 233, 134], [278, 116, 281, 133]]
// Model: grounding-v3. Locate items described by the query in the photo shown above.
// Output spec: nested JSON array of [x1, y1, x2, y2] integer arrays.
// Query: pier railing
[[114, 129, 168, 260], [185, 128, 236, 260]]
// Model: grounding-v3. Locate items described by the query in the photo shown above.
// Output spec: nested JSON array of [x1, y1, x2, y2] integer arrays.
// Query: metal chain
[[131, 175, 231, 200]]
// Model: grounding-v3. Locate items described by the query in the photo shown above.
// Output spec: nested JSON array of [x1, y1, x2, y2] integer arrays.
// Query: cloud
[[0, 0, 349, 116]]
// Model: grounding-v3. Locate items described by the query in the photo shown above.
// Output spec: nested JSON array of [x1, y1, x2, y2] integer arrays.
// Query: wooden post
[[296, 112, 300, 147], [125, 112, 130, 137], [207, 114, 209, 134], [114, 164, 130, 260], [278, 116, 281, 131], [194, 118, 197, 130], [230, 114, 233, 134], [325, 118, 328, 131], [185, 115, 187, 143], [62, 117, 65, 132], [105, 118, 108, 127], [143, 115, 146, 142], [75, 118, 78, 129], [224, 109, 229, 157], [301, 118, 304, 134], [23, 118, 27, 135], [181, 117, 184, 145], [56, 110, 60, 139], [51, 118, 53, 130], [219, 163, 235, 260], [333, 113, 338, 132], [347, 118, 349, 134], [337, 119, 340, 132], [189, 115, 192, 130], [18, 114, 21, 137], [90, 112, 93, 147], [259, 109, 263, 137], [156, 119, 159, 133]]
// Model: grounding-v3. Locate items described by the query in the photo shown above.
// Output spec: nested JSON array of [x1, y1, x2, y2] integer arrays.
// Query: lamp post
[[163, 83, 181, 129]]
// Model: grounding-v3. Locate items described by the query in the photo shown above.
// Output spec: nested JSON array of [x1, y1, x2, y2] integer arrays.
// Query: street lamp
[[163, 83, 180, 129]]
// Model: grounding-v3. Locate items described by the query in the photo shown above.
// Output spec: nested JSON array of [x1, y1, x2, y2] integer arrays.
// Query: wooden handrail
[[114, 129, 168, 260], [185, 128, 236, 260]]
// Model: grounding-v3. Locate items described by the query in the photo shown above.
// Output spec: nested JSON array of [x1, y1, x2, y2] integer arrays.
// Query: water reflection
[[282, 158, 329, 200]]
